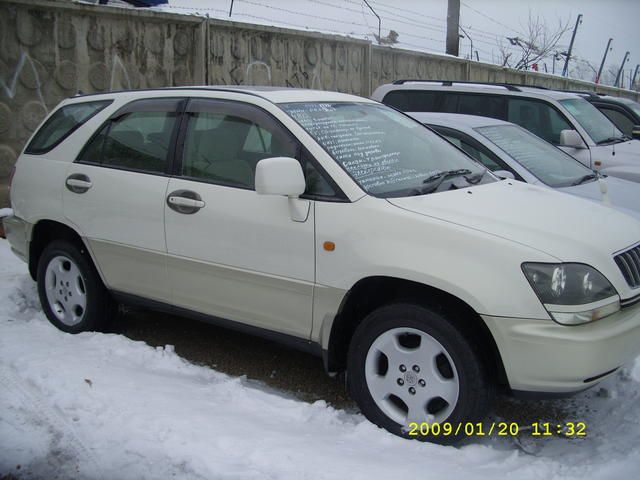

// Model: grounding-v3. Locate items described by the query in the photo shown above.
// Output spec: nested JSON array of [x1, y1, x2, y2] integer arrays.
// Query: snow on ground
[[1, 237, 640, 479]]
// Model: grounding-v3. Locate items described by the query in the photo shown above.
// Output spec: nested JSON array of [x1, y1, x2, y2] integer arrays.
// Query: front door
[[164, 98, 315, 338]]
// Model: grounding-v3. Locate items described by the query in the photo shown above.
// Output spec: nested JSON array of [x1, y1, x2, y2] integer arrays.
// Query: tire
[[347, 303, 492, 444], [37, 240, 112, 333]]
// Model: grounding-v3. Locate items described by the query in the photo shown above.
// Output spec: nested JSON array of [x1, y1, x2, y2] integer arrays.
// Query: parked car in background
[[4, 87, 640, 444], [372, 81, 640, 182], [567, 91, 640, 140], [409, 112, 640, 221]]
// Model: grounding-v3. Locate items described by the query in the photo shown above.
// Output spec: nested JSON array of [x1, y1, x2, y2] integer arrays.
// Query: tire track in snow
[[0, 366, 104, 480]]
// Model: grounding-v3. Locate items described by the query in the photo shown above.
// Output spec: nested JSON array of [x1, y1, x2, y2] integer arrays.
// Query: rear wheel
[[37, 240, 111, 333], [347, 303, 492, 444]]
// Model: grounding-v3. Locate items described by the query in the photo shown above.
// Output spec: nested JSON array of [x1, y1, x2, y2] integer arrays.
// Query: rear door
[[163, 98, 320, 338], [63, 98, 183, 302]]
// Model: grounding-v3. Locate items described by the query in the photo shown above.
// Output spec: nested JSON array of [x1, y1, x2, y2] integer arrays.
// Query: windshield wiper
[[571, 172, 598, 186], [408, 169, 472, 195], [597, 136, 625, 145], [464, 168, 488, 185]]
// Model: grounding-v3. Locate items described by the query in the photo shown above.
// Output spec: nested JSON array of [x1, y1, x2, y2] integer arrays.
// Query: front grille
[[614, 244, 640, 289]]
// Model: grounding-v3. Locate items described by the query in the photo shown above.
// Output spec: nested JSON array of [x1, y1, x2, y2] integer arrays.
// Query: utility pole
[[446, 0, 461, 56], [595, 38, 613, 84], [459, 25, 473, 60], [228, 0, 234, 17], [363, 0, 381, 44], [632, 64, 640, 90], [562, 13, 582, 77], [475, 50, 479, 62], [614, 51, 630, 87]]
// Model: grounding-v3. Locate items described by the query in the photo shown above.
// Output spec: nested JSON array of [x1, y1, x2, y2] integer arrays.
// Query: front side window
[[507, 98, 572, 145], [434, 129, 505, 172], [476, 124, 593, 187], [560, 98, 625, 144], [599, 107, 634, 137], [281, 102, 490, 198], [26, 100, 111, 154], [181, 100, 334, 197], [182, 108, 296, 189]]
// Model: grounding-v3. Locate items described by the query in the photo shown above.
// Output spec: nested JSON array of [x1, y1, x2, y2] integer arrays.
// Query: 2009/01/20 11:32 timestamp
[[406, 421, 588, 438]]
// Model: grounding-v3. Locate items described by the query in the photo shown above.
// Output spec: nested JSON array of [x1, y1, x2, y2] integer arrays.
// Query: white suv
[[372, 81, 640, 182], [4, 87, 640, 443]]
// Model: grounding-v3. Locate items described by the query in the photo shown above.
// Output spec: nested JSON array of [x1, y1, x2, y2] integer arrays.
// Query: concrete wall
[[0, 0, 638, 208]]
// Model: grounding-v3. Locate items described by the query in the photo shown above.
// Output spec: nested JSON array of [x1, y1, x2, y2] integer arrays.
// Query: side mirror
[[255, 157, 306, 197], [559, 129, 586, 149], [632, 125, 640, 140], [493, 169, 515, 180]]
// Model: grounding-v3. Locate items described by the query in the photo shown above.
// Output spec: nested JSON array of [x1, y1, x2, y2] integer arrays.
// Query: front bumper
[[482, 300, 640, 394], [2, 215, 29, 263]]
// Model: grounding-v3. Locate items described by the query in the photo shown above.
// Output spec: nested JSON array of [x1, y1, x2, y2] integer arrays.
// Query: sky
[[159, 0, 640, 87]]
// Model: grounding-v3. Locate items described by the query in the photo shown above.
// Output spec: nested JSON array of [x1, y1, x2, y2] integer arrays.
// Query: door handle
[[66, 174, 92, 194], [166, 190, 205, 214]]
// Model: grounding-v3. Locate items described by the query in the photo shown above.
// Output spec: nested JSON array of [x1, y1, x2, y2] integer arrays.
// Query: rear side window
[[382, 90, 440, 112], [441, 94, 506, 120], [78, 99, 180, 174], [25, 100, 112, 154]]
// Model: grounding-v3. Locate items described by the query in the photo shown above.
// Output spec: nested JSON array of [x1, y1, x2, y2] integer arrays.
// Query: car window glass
[[457, 94, 505, 119], [507, 98, 572, 145], [438, 131, 503, 171], [282, 102, 491, 198], [476, 124, 592, 187], [26, 100, 111, 154], [382, 90, 439, 112], [98, 111, 176, 173], [600, 108, 634, 137], [182, 102, 335, 197], [560, 98, 624, 144]]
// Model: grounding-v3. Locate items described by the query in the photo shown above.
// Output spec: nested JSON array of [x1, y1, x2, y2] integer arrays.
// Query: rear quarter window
[[382, 90, 440, 112], [25, 100, 112, 154]]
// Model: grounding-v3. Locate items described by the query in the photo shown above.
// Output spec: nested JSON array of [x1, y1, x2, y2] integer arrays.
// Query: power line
[[460, 1, 526, 37]]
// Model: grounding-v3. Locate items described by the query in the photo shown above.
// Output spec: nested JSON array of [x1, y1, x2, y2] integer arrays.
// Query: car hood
[[558, 177, 640, 222], [610, 139, 640, 155], [387, 180, 640, 261]]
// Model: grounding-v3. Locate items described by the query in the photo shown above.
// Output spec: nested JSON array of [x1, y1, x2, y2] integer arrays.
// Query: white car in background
[[372, 81, 640, 182], [409, 112, 640, 221]]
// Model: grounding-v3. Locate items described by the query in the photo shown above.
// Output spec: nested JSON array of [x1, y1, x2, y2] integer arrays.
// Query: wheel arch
[[28, 220, 100, 282], [323, 276, 509, 390]]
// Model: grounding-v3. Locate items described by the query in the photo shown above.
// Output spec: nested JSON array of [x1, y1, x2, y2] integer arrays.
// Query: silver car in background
[[409, 112, 640, 221]]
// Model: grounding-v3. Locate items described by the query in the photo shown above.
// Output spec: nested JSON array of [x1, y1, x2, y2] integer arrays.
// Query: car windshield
[[280, 102, 489, 197], [560, 98, 625, 144], [475, 124, 594, 188]]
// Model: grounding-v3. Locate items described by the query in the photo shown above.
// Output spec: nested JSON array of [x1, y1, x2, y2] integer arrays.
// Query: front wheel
[[347, 303, 492, 444], [37, 240, 112, 333]]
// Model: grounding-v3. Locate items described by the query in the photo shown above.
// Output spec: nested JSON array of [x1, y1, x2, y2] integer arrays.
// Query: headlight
[[522, 263, 620, 325]]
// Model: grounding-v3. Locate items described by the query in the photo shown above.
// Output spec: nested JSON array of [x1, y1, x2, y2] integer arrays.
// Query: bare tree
[[569, 58, 598, 82], [497, 11, 572, 70]]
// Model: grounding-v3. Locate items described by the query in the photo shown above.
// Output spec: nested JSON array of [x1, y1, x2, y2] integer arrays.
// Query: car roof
[[372, 81, 580, 101], [408, 112, 510, 129], [66, 86, 373, 105], [589, 95, 638, 106]]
